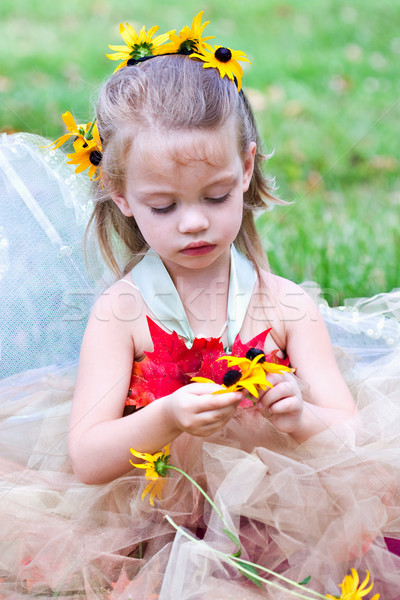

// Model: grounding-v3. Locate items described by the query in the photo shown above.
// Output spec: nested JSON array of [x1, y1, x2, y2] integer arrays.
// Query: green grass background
[[1, 0, 399, 303]]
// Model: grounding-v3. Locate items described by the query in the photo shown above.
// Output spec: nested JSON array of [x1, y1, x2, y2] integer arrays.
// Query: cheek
[[129, 209, 153, 242], [131, 209, 173, 250], [231, 196, 244, 224], [221, 202, 243, 239], [131, 205, 150, 228]]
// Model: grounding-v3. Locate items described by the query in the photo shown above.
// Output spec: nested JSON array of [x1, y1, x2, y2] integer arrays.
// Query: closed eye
[[206, 193, 231, 204], [150, 203, 176, 214]]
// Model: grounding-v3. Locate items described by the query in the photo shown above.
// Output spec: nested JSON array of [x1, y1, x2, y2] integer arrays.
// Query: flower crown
[[48, 12, 250, 181]]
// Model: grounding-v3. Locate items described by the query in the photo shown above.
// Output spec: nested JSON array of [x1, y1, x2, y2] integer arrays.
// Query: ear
[[242, 142, 257, 193], [111, 193, 133, 217]]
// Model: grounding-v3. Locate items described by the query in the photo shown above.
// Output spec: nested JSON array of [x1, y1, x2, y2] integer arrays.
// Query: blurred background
[[1, 0, 399, 303]]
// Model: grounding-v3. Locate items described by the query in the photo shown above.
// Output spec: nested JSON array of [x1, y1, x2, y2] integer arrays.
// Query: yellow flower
[[162, 11, 214, 55], [326, 569, 380, 600], [192, 352, 292, 399], [190, 43, 251, 91], [65, 122, 102, 180], [221, 353, 292, 396], [46, 113, 103, 180], [106, 23, 173, 71], [130, 446, 170, 506], [192, 370, 267, 398], [46, 111, 88, 150]]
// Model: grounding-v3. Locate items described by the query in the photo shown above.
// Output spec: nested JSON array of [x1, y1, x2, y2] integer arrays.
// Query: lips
[[180, 242, 216, 256]]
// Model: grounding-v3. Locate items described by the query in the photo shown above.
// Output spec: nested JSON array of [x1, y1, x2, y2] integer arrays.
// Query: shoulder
[[262, 275, 334, 370], [83, 276, 148, 356], [257, 271, 321, 329], [90, 276, 145, 327]]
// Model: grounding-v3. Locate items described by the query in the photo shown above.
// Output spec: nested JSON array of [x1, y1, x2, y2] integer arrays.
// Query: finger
[[258, 381, 292, 409], [192, 391, 243, 413], [186, 382, 224, 394], [198, 399, 240, 424], [268, 397, 300, 414], [194, 410, 236, 436]]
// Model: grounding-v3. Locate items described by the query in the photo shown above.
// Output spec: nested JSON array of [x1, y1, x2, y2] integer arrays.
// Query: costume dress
[[1, 133, 400, 599]]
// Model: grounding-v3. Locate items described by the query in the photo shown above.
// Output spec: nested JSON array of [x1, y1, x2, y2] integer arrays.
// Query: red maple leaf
[[126, 317, 289, 410], [231, 328, 271, 357]]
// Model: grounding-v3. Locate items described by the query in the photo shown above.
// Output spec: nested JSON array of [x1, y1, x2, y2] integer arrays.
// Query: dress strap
[[130, 245, 256, 349]]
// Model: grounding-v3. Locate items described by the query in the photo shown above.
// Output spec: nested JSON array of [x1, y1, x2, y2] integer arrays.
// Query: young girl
[[68, 50, 356, 486], [1, 12, 400, 600]]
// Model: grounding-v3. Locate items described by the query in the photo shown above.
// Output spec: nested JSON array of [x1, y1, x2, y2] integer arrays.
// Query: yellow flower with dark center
[[130, 445, 171, 506], [219, 353, 291, 396], [190, 43, 251, 91], [162, 11, 214, 55], [107, 23, 174, 71], [192, 352, 293, 398], [65, 122, 102, 180], [47, 113, 103, 180], [326, 569, 379, 600]]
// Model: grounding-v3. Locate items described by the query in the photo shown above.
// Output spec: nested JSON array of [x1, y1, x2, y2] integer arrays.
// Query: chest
[[131, 279, 287, 362]]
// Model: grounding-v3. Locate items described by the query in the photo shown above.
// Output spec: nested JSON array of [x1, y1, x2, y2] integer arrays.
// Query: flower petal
[[129, 462, 151, 470], [107, 44, 129, 52], [141, 481, 155, 505], [239, 381, 261, 397], [120, 22, 138, 48], [62, 111, 78, 132], [130, 448, 158, 462], [358, 570, 370, 591], [45, 133, 74, 150], [190, 376, 216, 384], [262, 362, 292, 374]]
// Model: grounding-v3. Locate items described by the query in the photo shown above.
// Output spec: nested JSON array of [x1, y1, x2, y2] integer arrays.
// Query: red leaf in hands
[[126, 317, 290, 410], [127, 318, 225, 408], [264, 348, 290, 367], [145, 317, 194, 367], [232, 328, 290, 366], [127, 358, 189, 408], [191, 336, 226, 383], [231, 328, 272, 357]]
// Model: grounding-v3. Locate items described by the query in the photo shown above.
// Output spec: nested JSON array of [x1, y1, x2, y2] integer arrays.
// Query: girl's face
[[112, 122, 256, 273]]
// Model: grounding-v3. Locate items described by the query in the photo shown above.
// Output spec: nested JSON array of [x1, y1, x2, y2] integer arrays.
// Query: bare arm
[[68, 287, 242, 484], [257, 280, 356, 442]]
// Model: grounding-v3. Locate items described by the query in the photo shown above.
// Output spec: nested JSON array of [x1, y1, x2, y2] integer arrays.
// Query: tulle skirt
[[1, 288, 400, 599]]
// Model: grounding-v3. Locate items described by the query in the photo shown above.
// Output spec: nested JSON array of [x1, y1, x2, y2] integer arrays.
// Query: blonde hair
[[86, 54, 283, 278]]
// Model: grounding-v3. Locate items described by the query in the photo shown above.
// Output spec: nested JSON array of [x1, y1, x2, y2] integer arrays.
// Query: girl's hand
[[256, 373, 303, 434], [164, 383, 243, 437]]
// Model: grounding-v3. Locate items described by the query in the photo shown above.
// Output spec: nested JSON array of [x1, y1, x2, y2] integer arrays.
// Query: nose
[[177, 205, 209, 234]]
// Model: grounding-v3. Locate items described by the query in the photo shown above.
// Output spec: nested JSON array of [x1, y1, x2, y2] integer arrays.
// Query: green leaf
[[299, 575, 312, 585], [235, 560, 263, 588], [222, 528, 241, 557]]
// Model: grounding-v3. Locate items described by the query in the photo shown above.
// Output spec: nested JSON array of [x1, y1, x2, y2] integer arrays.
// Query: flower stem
[[167, 465, 226, 525], [229, 555, 328, 599], [85, 118, 96, 141], [164, 515, 323, 600], [167, 465, 243, 555], [51, 557, 79, 598]]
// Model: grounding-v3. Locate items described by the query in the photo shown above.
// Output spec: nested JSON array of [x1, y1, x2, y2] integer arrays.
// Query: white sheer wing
[[0, 133, 104, 379]]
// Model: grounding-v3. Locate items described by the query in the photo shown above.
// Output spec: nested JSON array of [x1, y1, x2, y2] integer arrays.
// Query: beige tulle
[[1, 290, 400, 599]]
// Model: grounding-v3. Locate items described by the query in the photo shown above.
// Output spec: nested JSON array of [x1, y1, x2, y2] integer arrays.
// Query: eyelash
[[150, 194, 231, 215], [151, 204, 175, 215], [207, 193, 231, 204]]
